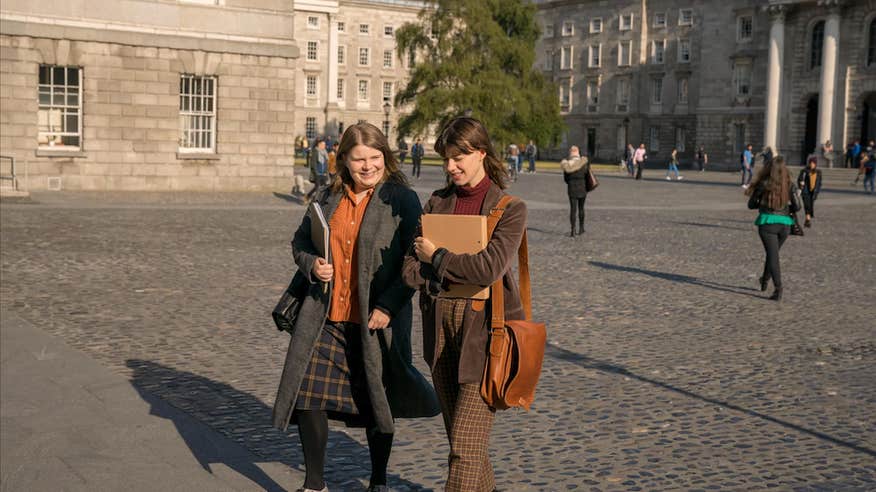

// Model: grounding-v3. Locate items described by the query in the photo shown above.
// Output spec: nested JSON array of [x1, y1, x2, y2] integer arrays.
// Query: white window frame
[[649, 126, 660, 152], [544, 23, 555, 38], [178, 74, 216, 153], [337, 78, 345, 101], [544, 50, 554, 70], [589, 44, 601, 68], [586, 80, 599, 112], [616, 77, 630, 112], [306, 75, 318, 98], [590, 18, 603, 34], [677, 77, 689, 104], [620, 13, 634, 31], [307, 16, 319, 29], [559, 79, 571, 112], [382, 81, 393, 102], [384, 25, 394, 37], [679, 9, 693, 26], [358, 79, 369, 101], [654, 12, 667, 28], [651, 76, 663, 104], [358, 47, 370, 66], [737, 15, 753, 42], [733, 61, 752, 97], [359, 23, 370, 35], [306, 41, 319, 61], [337, 21, 345, 33], [338, 45, 346, 65], [562, 21, 574, 37], [678, 39, 691, 63], [618, 40, 632, 66], [383, 49, 394, 69], [651, 39, 665, 64], [37, 65, 82, 150], [560, 45, 573, 70]]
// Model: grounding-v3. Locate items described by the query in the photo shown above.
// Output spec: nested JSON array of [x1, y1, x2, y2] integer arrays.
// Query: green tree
[[395, 0, 564, 150]]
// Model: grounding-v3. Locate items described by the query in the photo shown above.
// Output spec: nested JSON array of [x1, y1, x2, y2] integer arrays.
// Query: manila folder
[[421, 214, 489, 299]]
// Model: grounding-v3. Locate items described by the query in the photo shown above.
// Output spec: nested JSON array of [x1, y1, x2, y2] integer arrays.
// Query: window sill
[[177, 152, 220, 161], [36, 149, 87, 158]]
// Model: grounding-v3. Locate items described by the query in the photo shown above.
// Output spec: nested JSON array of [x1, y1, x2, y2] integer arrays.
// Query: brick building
[[535, 0, 876, 168]]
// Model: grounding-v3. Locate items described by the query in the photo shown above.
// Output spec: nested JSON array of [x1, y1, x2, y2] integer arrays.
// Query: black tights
[[296, 410, 393, 490], [757, 224, 789, 289], [569, 196, 586, 231]]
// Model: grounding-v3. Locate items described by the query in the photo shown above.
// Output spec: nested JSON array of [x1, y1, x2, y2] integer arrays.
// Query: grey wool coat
[[402, 182, 527, 383], [271, 181, 441, 434]]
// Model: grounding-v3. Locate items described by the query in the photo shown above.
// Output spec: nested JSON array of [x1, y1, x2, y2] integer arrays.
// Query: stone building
[[535, 0, 876, 167], [0, 0, 425, 192], [293, 0, 424, 146]]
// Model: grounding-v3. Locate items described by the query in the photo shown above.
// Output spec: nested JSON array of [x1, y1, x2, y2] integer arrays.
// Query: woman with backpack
[[745, 155, 802, 301], [402, 117, 529, 492], [797, 156, 822, 227]]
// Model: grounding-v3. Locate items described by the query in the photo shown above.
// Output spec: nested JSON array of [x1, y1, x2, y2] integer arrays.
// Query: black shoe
[[768, 288, 783, 301], [569, 229, 576, 237], [804, 218, 811, 228], [759, 276, 769, 292]]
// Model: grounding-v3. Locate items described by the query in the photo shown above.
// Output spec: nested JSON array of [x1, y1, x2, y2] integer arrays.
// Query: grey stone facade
[[536, 0, 876, 168]]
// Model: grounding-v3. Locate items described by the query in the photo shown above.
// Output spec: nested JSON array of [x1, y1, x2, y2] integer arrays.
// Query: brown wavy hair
[[331, 122, 409, 192], [434, 117, 508, 190], [746, 155, 790, 210]]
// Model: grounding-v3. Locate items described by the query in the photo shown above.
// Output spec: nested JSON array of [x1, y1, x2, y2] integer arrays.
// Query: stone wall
[[0, 35, 297, 191]]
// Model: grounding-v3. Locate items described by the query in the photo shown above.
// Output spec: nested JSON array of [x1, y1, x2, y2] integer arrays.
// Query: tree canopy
[[395, 0, 565, 149]]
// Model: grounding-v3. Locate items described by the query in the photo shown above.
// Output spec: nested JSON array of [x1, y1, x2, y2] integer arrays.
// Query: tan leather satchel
[[480, 195, 547, 411]]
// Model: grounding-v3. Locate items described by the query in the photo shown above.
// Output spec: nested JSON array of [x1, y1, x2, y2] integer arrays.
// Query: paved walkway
[[1, 167, 874, 491]]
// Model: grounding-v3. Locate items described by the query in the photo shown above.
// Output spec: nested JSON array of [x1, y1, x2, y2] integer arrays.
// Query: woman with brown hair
[[402, 117, 528, 492], [745, 155, 802, 301], [272, 122, 439, 492]]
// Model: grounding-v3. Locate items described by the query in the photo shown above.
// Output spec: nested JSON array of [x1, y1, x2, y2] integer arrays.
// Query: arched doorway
[[803, 94, 819, 165], [861, 92, 876, 144]]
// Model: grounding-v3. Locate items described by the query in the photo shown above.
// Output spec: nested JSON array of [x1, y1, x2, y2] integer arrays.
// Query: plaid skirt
[[294, 321, 372, 426]]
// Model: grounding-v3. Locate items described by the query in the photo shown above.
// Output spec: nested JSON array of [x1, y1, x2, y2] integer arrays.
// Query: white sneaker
[[666, 176, 671, 180], [677, 176, 684, 180], [742, 184, 749, 189]]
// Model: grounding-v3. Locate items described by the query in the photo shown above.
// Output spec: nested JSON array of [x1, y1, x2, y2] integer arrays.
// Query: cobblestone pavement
[[2, 167, 875, 491]]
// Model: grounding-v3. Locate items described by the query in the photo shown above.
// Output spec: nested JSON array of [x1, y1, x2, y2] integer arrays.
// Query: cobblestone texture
[[1, 168, 875, 491]]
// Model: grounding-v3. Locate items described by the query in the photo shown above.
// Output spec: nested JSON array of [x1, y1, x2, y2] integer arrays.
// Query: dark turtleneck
[[453, 176, 491, 215]]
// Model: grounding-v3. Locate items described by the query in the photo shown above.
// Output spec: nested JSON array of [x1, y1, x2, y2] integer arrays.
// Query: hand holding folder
[[308, 202, 331, 293], [421, 214, 489, 299]]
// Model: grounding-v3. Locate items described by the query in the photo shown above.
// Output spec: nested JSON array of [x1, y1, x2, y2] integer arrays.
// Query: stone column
[[764, 5, 785, 153], [816, 2, 841, 166]]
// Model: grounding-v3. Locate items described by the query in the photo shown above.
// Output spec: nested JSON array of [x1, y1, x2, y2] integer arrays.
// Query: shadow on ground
[[588, 260, 763, 298], [126, 359, 429, 491], [544, 344, 876, 459]]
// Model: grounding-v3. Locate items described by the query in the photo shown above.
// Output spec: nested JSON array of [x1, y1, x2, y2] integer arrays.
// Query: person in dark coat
[[272, 122, 440, 492], [560, 145, 590, 237], [797, 156, 822, 228], [411, 138, 425, 178], [402, 117, 528, 492]]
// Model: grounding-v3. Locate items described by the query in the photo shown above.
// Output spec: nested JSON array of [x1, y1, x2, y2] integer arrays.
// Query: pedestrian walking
[[822, 140, 835, 168], [398, 139, 409, 165], [762, 146, 774, 166], [745, 155, 802, 301], [403, 117, 529, 492], [305, 138, 330, 204], [560, 145, 590, 236], [517, 142, 525, 175], [741, 144, 754, 188], [506, 142, 519, 182], [272, 123, 440, 492], [327, 141, 339, 177], [634, 143, 647, 180], [797, 156, 822, 228], [525, 140, 537, 173], [624, 143, 635, 176], [695, 145, 708, 172], [411, 138, 425, 178], [863, 152, 876, 194], [666, 148, 683, 180], [846, 139, 860, 169]]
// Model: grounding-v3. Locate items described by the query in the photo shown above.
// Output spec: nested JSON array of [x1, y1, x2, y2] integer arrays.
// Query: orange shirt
[[327, 185, 374, 324], [809, 171, 817, 192]]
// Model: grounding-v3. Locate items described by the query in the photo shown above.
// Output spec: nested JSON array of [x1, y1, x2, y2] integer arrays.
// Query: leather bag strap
[[486, 195, 532, 329]]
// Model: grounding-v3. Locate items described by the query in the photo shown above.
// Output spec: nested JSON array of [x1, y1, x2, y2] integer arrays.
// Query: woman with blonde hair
[[745, 155, 802, 301], [403, 117, 528, 491], [560, 145, 590, 236], [272, 122, 439, 492]]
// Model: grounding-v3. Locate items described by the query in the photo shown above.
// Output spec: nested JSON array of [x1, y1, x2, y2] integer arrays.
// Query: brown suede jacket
[[402, 181, 527, 383]]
